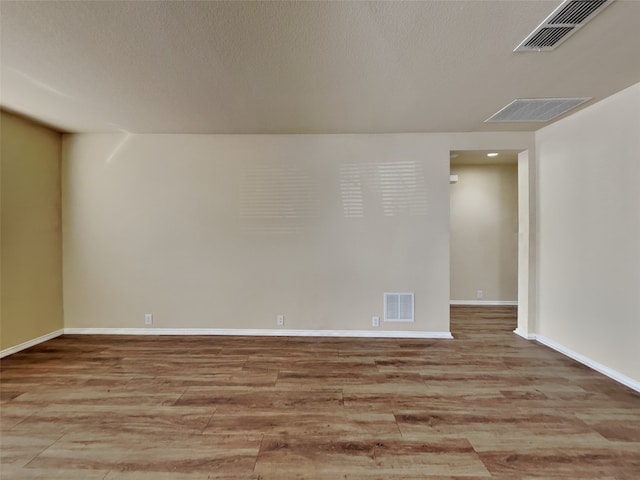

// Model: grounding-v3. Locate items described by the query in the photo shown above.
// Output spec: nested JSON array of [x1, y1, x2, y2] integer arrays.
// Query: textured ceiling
[[1, 1, 639, 134]]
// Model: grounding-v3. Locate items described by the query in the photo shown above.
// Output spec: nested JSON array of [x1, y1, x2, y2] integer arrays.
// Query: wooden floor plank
[[9, 404, 215, 436], [477, 441, 640, 478], [0, 465, 110, 480], [25, 431, 261, 474], [175, 386, 344, 410], [204, 411, 401, 438], [0, 432, 63, 469], [254, 436, 491, 478]]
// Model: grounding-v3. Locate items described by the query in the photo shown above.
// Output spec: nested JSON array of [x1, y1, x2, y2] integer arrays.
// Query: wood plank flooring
[[1, 306, 639, 479]]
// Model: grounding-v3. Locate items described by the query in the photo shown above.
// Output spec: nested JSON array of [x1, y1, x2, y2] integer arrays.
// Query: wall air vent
[[384, 293, 414, 322], [485, 97, 591, 123], [515, 0, 614, 52]]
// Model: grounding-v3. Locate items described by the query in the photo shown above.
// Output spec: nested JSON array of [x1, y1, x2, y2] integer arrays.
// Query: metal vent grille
[[515, 0, 614, 52], [384, 293, 414, 322], [485, 98, 591, 123], [548, 0, 608, 24], [524, 27, 574, 48]]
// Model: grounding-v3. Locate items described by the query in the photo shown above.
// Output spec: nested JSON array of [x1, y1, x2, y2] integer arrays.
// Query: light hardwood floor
[[1, 306, 639, 479]]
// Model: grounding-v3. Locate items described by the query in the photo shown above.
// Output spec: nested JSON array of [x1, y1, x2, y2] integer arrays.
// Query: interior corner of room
[[1, 111, 64, 354]]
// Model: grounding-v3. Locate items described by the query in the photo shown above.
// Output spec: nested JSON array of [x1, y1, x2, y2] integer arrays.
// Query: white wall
[[450, 163, 518, 302], [535, 82, 640, 384], [63, 134, 454, 334]]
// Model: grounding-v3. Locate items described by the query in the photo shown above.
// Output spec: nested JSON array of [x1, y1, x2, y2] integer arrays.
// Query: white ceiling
[[1, 1, 639, 134]]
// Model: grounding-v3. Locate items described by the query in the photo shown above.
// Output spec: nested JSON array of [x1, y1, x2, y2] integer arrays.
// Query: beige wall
[[450, 163, 518, 302], [0, 111, 63, 350], [535, 82, 640, 383], [63, 134, 456, 333]]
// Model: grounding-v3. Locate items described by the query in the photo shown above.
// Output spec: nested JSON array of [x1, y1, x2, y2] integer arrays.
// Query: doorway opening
[[449, 150, 528, 335]]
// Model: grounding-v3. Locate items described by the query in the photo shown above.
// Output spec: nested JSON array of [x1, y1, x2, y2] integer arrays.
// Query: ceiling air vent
[[485, 98, 591, 123], [515, 0, 614, 52]]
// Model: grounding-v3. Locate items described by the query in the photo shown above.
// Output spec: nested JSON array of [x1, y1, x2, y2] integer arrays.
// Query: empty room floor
[[1, 306, 639, 479]]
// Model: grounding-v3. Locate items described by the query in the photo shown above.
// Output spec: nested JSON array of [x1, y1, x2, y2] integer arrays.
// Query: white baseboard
[[513, 328, 536, 340], [520, 333, 640, 393], [0, 329, 64, 359], [63, 328, 453, 339], [450, 300, 518, 306]]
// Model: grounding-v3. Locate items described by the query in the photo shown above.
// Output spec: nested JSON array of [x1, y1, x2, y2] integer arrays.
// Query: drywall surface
[[450, 163, 518, 302], [62, 134, 452, 333], [0, 111, 63, 350], [536, 82, 640, 383]]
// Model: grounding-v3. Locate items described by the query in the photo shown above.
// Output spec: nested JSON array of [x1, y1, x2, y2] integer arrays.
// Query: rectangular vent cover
[[485, 97, 591, 123], [384, 293, 414, 322], [515, 0, 613, 52]]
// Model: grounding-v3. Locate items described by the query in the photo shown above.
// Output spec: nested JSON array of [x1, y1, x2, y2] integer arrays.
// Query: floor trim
[[450, 300, 518, 306], [63, 328, 454, 339], [0, 329, 64, 358], [513, 328, 536, 340], [530, 334, 640, 393]]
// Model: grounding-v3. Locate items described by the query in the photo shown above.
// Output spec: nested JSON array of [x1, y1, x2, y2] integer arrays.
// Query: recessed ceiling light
[[487, 153, 499, 157]]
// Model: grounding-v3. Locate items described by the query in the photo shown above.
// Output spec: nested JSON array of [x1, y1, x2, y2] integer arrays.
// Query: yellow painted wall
[[0, 110, 63, 351]]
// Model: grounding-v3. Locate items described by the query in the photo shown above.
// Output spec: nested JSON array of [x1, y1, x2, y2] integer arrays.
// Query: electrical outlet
[[144, 313, 153, 325], [372, 316, 380, 327], [277, 314, 285, 326], [476, 290, 483, 300]]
